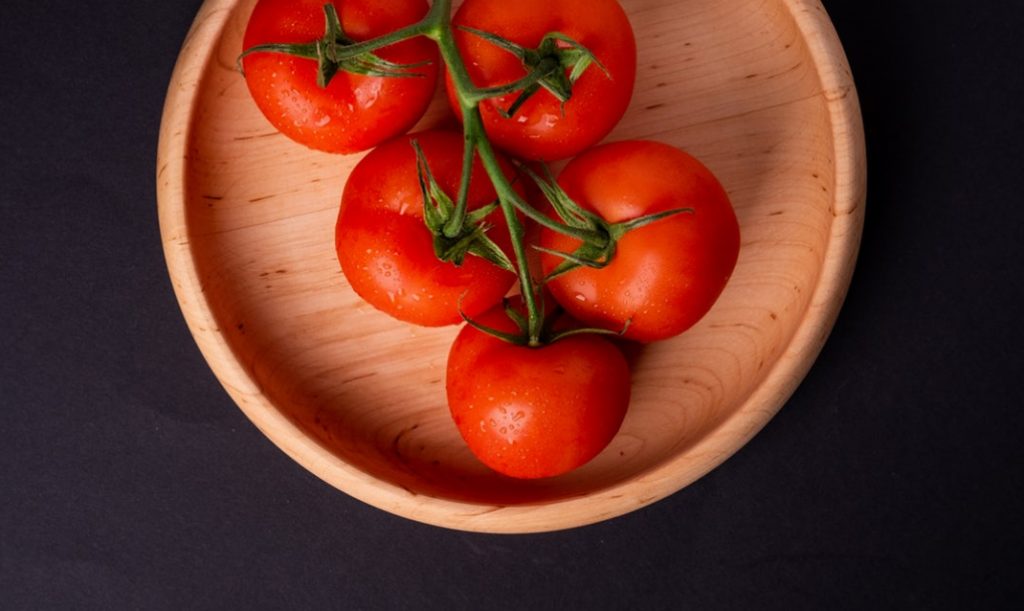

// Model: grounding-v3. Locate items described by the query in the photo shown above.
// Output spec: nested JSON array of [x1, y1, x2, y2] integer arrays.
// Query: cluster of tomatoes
[[240, 0, 740, 479]]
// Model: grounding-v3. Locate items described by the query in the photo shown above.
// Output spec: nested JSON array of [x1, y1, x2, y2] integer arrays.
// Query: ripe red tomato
[[446, 0, 636, 161], [241, 0, 438, 153], [446, 303, 631, 479], [336, 130, 519, 326], [539, 141, 741, 343]]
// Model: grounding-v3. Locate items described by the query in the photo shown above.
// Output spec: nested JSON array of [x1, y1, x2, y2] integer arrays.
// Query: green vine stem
[[240, 1, 629, 347], [427, 0, 555, 346]]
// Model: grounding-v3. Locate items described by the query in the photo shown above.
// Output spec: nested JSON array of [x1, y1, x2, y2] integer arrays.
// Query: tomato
[[336, 130, 520, 326], [539, 140, 741, 343], [446, 303, 631, 479], [446, 0, 636, 161], [241, 0, 438, 154]]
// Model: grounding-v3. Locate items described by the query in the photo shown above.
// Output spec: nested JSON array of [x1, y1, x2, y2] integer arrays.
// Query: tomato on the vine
[[241, 0, 438, 154], [446, 302, 631, 479], [538, 140, 741, 343], [336, 130, 520, 327], [446, 0, 637, 161]]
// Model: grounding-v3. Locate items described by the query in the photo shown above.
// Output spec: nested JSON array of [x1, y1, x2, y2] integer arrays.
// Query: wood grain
[[157, 0, 865, 532]]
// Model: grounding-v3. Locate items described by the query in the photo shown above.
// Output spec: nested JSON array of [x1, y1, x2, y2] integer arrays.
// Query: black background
[[2, 0, 1022, 608]]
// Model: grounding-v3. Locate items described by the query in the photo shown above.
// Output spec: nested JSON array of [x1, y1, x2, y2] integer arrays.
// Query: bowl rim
[[156, 0, 866, 533]]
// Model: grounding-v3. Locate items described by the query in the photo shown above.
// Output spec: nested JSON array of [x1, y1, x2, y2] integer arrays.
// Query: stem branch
[[247, 0, 615, 345], [427, 6, 547, 345]]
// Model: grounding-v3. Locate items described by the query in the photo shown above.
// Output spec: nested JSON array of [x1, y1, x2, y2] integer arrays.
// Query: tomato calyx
[[461, 296, 627, 348], [458, 27, 609, 118], [516, 164, 694, 281], [237, 3, 431, 87], [412, 140, 515, 273]]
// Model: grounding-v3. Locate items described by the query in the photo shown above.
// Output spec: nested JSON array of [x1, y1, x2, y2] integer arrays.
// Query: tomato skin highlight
[[241, 0, 438, 154], [539, 141, 741, 343], [446, 305, 631, 479], [336, 131, 518, 327], [446, 0, 637, 161]]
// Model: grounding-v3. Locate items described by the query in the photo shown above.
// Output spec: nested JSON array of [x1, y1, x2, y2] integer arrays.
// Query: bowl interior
[[163, 0, 862, 529]]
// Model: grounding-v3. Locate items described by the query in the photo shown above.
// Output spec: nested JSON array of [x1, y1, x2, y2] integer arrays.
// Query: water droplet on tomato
[[574, 293, 587, 302]]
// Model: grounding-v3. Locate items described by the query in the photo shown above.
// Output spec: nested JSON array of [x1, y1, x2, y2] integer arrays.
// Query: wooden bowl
[[157, 0, 865, 533]]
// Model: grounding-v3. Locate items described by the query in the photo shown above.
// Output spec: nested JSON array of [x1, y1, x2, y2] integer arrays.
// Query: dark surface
[[2, 0, 1022, 608]]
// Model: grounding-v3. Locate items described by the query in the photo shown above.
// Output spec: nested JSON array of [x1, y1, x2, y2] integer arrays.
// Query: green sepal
[[546, 320, 630, 345], [458, 26, 610, 118], [608, 207, 695, 240], [515, 162, 601, 230], [414, 140, 455, 233], [519, 160, 695, 282], [238, 3, 430, 87], [503, 300, 529, 334], [412, 140, 515, 273], [546, 32, 610, 84], [461, 296, 628, 347], [465, 200, 500, 226], [459, 301, 529, 346], [467, 231, 516, 273], [318, 4, 430, 82], [534, 242, 614, 282]]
